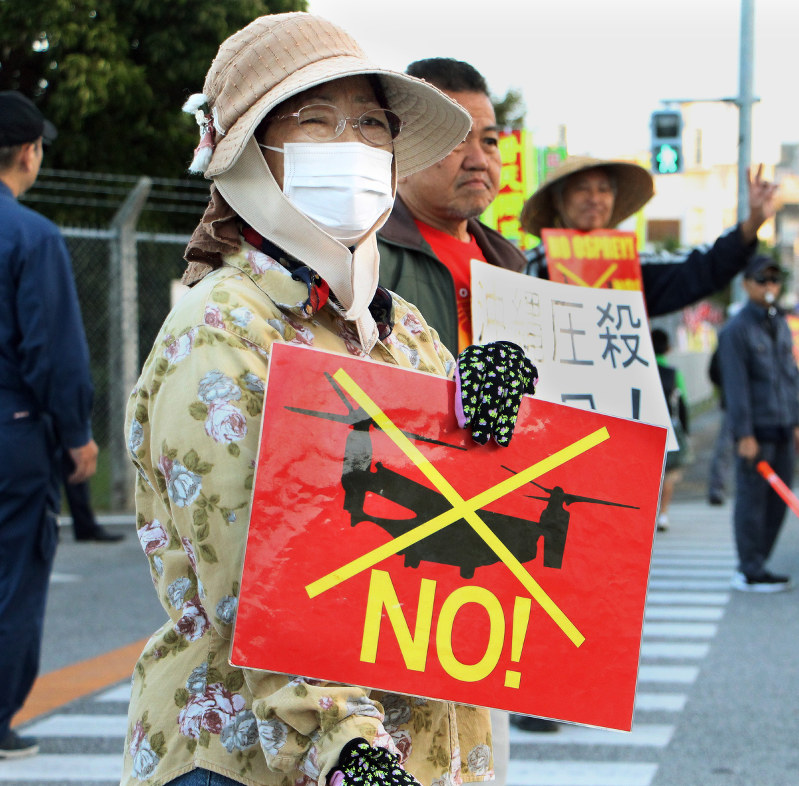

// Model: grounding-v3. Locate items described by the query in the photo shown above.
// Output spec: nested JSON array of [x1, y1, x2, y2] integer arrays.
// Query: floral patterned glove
[[326, 738, 421, 786], [455, 341, 538, 447]]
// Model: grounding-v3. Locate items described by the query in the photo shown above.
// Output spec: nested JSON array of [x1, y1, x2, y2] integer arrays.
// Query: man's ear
[[18, 141, 38, 171]]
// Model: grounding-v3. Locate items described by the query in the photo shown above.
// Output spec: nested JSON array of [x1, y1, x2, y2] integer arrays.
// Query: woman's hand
[[326, 739, 421, 786], [455, 341, 538, 447]]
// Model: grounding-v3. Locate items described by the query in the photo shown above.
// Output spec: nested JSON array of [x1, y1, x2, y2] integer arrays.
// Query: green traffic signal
[[654, 143, 681, 174], [650, 109, 683, 174]]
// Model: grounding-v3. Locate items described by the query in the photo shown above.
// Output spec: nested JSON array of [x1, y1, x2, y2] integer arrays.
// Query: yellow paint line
[[11, 638, 146, 726]]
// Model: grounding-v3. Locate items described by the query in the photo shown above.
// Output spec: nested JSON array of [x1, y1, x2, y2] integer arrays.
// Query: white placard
[[471, 260, 677, 451]]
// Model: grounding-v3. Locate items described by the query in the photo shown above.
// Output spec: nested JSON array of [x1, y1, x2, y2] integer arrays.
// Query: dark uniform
[[0, 179, 94, 738], [718, 298, 799, 581]]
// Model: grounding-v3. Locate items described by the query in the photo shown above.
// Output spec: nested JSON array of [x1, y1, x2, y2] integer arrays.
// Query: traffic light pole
[[737, 0, 754, 227], [659, 0, 756, 303], [734, 0, 755, 303]]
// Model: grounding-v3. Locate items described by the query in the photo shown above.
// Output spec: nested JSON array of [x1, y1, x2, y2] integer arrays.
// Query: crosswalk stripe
[[645, 591, 729, 604], [509, 723, 673, 747], [24, 714, 127, 738], [507, 760, 658, 785], [647, 578, 732, 590], [97, 684, 131, 702], [640, 641, 710, 658], [634, 693, 686, 711], [50, 573, 82, 584], [651, 556, 735, 566], [638, 665, 700, 683], [649, 567, 734, 577], [651, 548, 735, 556], [642, 621, 717, 637], [0, 754, 121, 781], [644, 605, 724, 620]]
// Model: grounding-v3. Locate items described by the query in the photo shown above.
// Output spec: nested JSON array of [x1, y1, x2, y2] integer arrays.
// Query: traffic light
[[650, 109, 683, 174]]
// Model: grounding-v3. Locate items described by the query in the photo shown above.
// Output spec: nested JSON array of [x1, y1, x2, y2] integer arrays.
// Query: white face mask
[[263, 142, 394, 245]]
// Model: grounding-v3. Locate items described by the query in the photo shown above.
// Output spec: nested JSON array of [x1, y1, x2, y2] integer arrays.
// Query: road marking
[[634, 693, 687, 711], [507, 760, 657, 785], [11, 638, 147, 727], [651, 556, 736, 566], [0, 754, 121, 781], [647, 578, 732, 590], [24, 713, 127, 737], [509, 723, 673, 747], [640, 642, 710, 658], [649, 567, 735, 578], [96, 684, 131, 703], [652, 548, 735, 558], [644, 606, 725, 621], [645, 592, 729, 605], [50, 573, 82, 584], [642, 622, 718, 638], [638, 665, 700, 683]]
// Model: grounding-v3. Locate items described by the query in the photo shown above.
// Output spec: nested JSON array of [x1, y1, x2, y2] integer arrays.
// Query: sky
[[307, 0, 797, 161]]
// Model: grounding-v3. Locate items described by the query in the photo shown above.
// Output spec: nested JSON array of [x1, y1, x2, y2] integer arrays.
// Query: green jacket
[[377, 196, 528, 355]]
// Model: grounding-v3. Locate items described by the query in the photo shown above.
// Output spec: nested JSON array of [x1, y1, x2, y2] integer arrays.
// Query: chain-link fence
[[22, 170, 210, 513], [63, 226, 190, 512]]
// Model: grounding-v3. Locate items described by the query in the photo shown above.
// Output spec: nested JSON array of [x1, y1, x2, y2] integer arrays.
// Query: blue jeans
[[165, 769, 242, 786]]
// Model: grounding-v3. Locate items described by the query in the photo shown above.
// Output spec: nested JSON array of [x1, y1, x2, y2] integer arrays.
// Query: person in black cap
[[717, 255, 799, 592], [0, 91, 99, 759]]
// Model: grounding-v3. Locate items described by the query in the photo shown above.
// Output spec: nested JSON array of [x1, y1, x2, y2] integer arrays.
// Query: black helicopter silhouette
[[287, 373, 638, 579], [503, 472, 639, 570]]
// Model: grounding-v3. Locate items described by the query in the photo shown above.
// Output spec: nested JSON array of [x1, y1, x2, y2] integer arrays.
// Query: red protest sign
[[231, 343, 667, 731], [542, 229, 643, 292]]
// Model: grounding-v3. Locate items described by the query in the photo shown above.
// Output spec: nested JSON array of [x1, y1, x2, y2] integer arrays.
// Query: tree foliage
[[492, 87, 526, 130], [0, 0, 307, 178]]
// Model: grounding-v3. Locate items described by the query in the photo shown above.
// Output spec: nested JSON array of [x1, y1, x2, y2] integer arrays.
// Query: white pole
[[734, 0, 755, 302]]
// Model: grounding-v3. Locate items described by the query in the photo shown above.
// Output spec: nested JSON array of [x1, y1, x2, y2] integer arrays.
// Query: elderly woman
[[520, 155, 778, 317], [123, 13, 534, 786]]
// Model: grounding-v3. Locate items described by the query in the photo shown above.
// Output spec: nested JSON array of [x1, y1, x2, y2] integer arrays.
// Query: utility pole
[[734, 0, 755, 303], [659, 0, 756, 301], [737, 0, 755, 226]]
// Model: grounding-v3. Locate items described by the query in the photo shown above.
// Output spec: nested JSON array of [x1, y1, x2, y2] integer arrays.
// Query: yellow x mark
[[305, 368, 610, 647], [554, 261, 618, 288]]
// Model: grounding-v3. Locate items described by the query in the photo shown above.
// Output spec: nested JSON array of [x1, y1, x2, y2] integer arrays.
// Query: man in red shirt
[[378, 58, 528, 355]]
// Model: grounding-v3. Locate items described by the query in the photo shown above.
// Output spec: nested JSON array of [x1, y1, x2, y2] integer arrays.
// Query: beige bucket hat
[[184, 12, 471, 179], [520, 156, 654, 237]]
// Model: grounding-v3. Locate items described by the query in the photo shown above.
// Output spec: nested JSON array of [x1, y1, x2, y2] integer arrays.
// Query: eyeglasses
[[270, 103, 403, 147], [753, 274, 782, 285]]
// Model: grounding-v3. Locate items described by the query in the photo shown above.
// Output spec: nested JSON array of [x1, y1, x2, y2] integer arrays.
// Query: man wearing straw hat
[[521, 156, 777, 315]]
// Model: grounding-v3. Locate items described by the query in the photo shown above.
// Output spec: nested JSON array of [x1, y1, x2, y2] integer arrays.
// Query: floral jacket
[[122, 240, 494, 786]]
